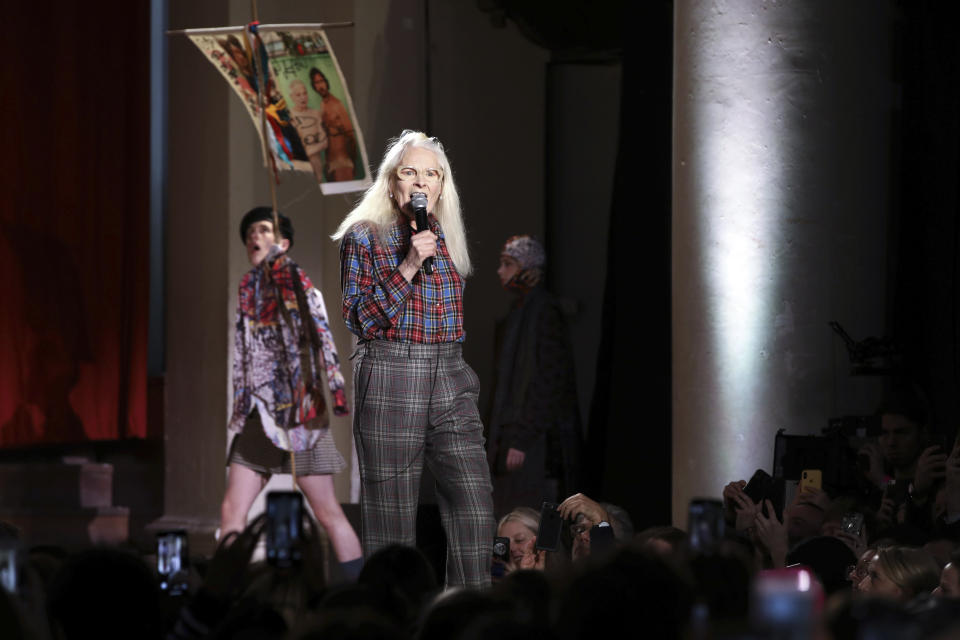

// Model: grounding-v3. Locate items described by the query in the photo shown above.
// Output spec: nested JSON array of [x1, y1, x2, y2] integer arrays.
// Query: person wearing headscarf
[[487, 235, 582, 518]]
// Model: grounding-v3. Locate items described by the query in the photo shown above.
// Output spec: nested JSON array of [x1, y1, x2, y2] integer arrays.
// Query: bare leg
[[220, 463, 268, 538], [307, 152, 325, 183], [297, 474, 362, 562]]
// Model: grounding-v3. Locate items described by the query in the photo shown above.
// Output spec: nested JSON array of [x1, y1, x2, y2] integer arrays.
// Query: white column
[[672, 0, 893, 525]]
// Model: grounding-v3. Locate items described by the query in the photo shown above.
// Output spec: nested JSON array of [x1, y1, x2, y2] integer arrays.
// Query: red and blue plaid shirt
[[340, 215, 465, 343]]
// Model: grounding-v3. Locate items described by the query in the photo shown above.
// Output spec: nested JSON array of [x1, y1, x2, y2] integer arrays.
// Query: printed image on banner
[[188, 28, 371, 195]]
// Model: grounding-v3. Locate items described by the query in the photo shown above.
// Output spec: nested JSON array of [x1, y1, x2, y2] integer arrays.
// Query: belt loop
[[349, 339, 368, 360]]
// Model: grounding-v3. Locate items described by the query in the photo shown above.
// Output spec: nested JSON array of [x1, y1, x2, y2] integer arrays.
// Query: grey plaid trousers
[[352, 340, 495, 588]]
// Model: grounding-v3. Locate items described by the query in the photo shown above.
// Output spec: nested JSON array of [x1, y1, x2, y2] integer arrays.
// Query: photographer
[[901, 436, 960, 542], [859, 387, 943, 535], [723, 479, 832, 568], [494, 507, 546, 576], [558, 493, 633, 562]]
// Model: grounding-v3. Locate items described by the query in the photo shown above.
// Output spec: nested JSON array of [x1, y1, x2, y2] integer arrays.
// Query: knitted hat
[[501, 235, 545, 270]]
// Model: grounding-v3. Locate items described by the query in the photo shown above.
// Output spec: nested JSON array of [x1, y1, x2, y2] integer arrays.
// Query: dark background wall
[[893, 0, 960, 435]]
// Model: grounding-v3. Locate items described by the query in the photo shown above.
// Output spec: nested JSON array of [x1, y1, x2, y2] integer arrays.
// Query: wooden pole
[[242, 16, 282, 248], [166, 22, 353, 37], [249, 0, 298, 492]]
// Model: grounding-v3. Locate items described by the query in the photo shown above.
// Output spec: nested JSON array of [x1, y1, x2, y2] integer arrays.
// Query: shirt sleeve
[[228, 302, 251, 432], [339, 225, 412, 339], [306, 286, 349, 415]]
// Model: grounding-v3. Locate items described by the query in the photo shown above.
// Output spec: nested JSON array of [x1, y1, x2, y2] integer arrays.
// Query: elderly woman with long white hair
[[332, 130, 494, 588]]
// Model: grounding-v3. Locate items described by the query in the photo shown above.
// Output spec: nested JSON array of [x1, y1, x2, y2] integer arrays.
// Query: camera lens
[[493, 541, 507, 556]]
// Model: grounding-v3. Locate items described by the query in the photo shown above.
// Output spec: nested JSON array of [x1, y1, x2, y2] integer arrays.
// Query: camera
[[266, 491, 304, 568], [491, 536, 510, 578], [492, 536, 510, 562]]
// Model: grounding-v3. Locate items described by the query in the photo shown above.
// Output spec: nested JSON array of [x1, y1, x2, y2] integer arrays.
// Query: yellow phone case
[[800, 469, 822, 492]]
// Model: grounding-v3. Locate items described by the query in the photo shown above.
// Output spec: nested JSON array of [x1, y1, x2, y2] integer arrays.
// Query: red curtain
[[0, 5, 150, 446]]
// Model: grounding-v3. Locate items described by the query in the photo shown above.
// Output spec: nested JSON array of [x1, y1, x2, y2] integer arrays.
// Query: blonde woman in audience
[[496, 507, 546, 573], [858, 546, 940, 602]]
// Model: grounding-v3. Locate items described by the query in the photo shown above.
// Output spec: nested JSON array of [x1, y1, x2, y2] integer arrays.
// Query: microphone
[[411, 192, 433, 275]]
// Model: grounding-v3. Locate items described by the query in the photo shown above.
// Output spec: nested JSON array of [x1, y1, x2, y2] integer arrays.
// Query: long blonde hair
[[331, 130, 472, 276]]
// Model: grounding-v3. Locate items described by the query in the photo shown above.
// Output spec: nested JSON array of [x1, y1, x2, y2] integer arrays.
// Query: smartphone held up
[[688, 498, 725, 553], [156, 529, 189, 596], [536, 502, 563, 552], [266, 491, 304, 568]]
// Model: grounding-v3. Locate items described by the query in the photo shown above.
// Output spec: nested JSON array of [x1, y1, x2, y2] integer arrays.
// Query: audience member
[[357, 544, 439, 632], [418, 588, 512, 640], [294, 584, 406, 640], [490, 569, 555, 629], [825, 595, 922, 640], [724, 480, 831, 546], [908, 595, 960, 639], [860, 386, 932, 489], [496, 507, 546, 574], [47, 546, 164, 640], [555, 546, 693, 640], [785, 535, 857, 595], [728, 485, 834, 568], [858, 546, 940, 603], [636, 525, 689, 562], [558, 493, 626, 561], [848, 547, 878, 594], [13, 378, 960, 639], [688, 543, 753, 634], [486, 234, 582, 519]]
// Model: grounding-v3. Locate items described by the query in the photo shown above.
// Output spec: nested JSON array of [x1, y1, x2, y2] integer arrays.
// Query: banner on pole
[[189, 27, 371, 195]]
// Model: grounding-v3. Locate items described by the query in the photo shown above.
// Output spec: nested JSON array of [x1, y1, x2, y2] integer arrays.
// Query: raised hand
[[204, 514, 267, 600], [876, 488, 896, 530], [859, 442, 886, 489], [722, 481, 759, 533], [913, 445, 949, 498], [400, 224, 437, 281], [755, 500, 789, 568], [558, 493, 609, 527], [515, 539, 546, 571], [795, 486, 831, 512]]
